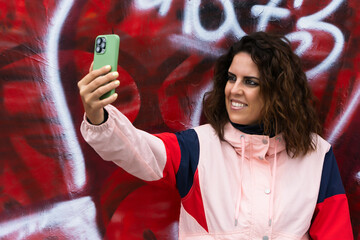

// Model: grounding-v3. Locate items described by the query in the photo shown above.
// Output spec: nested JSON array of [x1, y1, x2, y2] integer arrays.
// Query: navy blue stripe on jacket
[[175, 129, 200, 198], [317, 147, 345, 204]]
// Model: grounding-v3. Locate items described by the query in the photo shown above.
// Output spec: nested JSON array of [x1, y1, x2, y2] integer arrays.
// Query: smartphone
[[93, 34, 120, 99]]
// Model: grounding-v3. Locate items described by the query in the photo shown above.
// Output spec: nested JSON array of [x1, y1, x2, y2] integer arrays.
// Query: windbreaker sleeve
[[80, 105, 168, 181], [309, 147, 354, 239]]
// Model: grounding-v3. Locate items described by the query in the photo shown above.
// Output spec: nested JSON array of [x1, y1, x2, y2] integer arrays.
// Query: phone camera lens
[[95, 37, 106, 54]]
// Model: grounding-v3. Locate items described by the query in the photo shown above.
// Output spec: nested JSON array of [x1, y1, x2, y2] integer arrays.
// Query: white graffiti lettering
[[183, 0, 245, 41], [0, 197, 101, 239], [135, 0, 172, 16], [169, 34, 224, 57], [294, 0, 304, 9], [45, 0, 86, 192], [251, 0, 291, 32], [296, 0, 345, 79], [355, 171, 360, 185], [285, 31, 313, 56], [135, 0, 345, 80], [327, 81, 360, 144]]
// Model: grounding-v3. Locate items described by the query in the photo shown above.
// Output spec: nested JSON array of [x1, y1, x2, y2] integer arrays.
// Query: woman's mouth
[[231, 100, 247, 109]]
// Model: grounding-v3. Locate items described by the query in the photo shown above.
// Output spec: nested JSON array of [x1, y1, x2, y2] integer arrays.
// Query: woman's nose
[[230, 80, 244, 95]]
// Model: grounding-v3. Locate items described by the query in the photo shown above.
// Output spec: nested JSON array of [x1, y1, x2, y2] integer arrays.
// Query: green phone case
[[93, 34, 120, 99]]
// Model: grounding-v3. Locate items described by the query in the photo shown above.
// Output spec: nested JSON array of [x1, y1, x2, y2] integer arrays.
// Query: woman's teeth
[[232, 101, 246, 107]]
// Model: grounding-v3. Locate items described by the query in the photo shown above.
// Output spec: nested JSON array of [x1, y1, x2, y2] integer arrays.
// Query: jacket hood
[[223, 122, 286, 160]]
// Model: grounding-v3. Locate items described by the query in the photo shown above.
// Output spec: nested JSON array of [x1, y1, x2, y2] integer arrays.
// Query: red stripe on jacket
[[181, 169, 209, 232], [154, 133, 181, 188], [155, 132, 209, 232], [309, 194, 353, 239]]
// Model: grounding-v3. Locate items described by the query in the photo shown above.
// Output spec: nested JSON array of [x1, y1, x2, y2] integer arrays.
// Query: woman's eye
[[227, 75, 236, 82], [244, 79, 259, 86]]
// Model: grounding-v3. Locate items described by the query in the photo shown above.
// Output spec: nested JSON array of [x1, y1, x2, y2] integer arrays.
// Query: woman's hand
[[78, 63, 120, 125]]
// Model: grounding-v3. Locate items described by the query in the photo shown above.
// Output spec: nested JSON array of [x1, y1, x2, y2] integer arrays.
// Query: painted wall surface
[[0, 0, 359, 239]]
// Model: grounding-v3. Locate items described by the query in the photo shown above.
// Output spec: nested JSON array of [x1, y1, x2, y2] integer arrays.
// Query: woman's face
[[225, 52, 264, 125]]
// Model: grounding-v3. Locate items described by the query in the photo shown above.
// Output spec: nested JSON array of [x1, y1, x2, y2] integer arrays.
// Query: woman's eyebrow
[[227, 72, 236, 77], [244, 76, 260, 81], [228, 71, 260, 80]]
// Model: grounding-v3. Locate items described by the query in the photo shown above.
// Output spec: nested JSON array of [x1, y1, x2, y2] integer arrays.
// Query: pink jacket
[[80, 105, 353, 239]]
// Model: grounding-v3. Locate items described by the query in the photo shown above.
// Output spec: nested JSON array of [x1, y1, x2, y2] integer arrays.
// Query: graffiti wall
[[0, 0, 359, 239]]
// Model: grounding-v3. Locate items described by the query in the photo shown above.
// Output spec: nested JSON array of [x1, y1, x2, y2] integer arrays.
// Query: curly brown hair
[[203, 32, 322, 157]]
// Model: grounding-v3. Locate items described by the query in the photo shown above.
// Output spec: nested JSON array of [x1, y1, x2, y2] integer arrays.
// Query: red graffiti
[[0, 0, 359, 239]]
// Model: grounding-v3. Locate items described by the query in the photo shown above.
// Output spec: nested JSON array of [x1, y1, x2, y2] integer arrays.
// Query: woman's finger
[[89, 79, 120, 101], [89, 61, 94, 73], [86, 71, 119, 94], [98, 92, 119, 108], [79, 65, 112, 87]]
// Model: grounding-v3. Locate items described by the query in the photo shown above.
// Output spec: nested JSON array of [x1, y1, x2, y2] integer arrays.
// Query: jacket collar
[[230, 121, 276, 137], [223, 122, 285, 160]]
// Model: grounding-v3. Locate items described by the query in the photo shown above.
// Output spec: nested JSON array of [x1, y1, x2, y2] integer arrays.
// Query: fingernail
[[105, 65, 111, 70], [114, 80, 120, 86], [112, 72, 119, 77]]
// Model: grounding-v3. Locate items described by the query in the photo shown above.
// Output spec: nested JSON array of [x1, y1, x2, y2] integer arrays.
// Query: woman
[[78, 32, 353, 239]]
